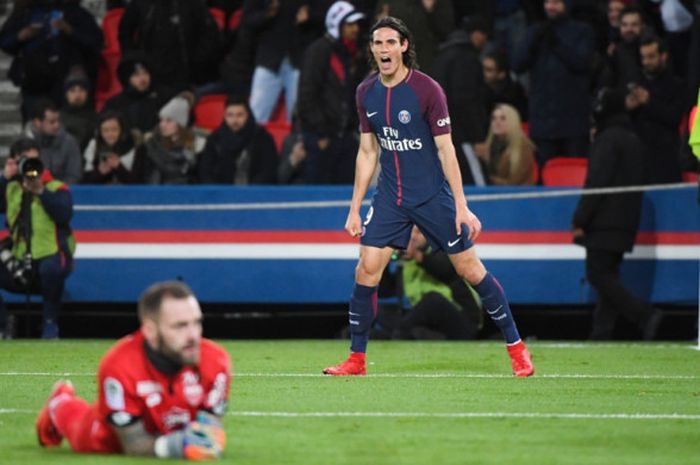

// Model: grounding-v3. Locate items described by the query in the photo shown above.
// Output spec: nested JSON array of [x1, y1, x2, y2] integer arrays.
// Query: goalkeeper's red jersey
[[84, 330, 231, 453]]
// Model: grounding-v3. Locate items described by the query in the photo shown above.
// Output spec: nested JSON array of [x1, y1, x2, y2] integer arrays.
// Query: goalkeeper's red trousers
[[52, 397, 112, 453]]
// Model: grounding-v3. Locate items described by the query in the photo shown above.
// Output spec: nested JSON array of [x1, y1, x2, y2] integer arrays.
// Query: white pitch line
[[0, 372, 697, 380], [232, 411, 700, 421], [1, 409, 698, 421]]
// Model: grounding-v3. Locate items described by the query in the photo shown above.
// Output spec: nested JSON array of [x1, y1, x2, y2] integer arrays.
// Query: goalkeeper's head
[[138, 281, 203, 366]]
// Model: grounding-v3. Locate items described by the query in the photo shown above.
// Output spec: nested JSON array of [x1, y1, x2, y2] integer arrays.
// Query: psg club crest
[[398, 110, 411, 124]]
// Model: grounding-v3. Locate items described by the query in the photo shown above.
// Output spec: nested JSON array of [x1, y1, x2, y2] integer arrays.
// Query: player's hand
[[194, 411, 226, 451], [345, 210, 363, 238], [182, 420, 222, 461], [456, 205, 481, 242]]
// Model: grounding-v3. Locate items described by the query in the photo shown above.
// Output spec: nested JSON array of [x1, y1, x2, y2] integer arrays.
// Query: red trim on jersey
[[385, 87, 402, 206]]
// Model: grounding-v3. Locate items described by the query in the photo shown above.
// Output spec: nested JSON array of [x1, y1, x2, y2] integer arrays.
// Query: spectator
[[481, 51, 528, 120], [244, 0, 318, 123], [25, 98, 82, 184], [605, 0, 626, 49], [118, 0, 223, 92], [375, 0, 454, 73], [143, 94, 205, 185], [626, 34, 686, 183], [475, 104, 536, 186], [512, 0, 594, 165], [431, 15, 490, 184], [572, 88, 661, 340], [82, 111, 146, 184], [59, 68, 95, 152], [277, 126, 307, 184], [0, 0, 103, 122], [298, 1, 366, 184], [489, 1, 528, 62], [0, 138, 75, 339], [103, 52, 174, 136], [601, 4, 646, 90], [198, 95, 278, 184], [379, 227, 482, 341]]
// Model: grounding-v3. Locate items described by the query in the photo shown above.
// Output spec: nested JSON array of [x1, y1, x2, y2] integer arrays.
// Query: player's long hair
[[369, 16, 418, 70]]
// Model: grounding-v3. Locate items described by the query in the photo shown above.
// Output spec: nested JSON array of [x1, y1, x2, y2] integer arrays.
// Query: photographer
[[0, 138, 75, 339], [374, 227, 483, 341]]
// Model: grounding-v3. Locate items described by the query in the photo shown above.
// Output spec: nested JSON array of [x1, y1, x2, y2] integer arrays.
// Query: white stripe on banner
[[73, 243, 699, 260]]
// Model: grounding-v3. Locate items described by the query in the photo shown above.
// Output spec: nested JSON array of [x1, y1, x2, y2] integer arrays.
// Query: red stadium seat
[[228, 7, 243, 32], [263, 121, 291, 153], [531, 158, 539, 185], [102, 8, 124, 53], [682, 171, 698, 183], [268, 95, 288, 124], [209, 7, 226, 31], [193, 94, 227, 131], [94, 50, 122, 112], [541, 157, 588, 187]]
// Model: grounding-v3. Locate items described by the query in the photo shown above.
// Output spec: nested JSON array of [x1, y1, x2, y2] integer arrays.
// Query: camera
[[0, 248, 32, 286], [19, 157, 44, 180]]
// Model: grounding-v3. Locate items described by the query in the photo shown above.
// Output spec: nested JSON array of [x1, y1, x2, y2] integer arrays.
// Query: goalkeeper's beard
[[156, 331, 200, 366]]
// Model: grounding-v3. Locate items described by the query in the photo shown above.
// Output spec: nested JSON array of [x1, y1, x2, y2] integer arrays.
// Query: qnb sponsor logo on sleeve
[[436, 116, 451, 127], [377, 127, 423, 151]]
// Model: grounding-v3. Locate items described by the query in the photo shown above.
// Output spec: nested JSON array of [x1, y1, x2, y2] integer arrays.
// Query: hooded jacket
[[297, 10, 365, 138]]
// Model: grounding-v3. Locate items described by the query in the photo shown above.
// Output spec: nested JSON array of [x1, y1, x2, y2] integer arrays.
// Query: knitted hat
[[63, 68, 91, 92], [325, 1, 364, 40], [159, 96, 190, 127]]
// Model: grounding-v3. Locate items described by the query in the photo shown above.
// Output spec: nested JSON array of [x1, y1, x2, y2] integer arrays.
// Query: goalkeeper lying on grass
[[35, 281, 232, 460]]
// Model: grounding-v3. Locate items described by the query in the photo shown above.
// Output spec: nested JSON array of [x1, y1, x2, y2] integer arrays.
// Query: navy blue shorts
[[360, 185, 474, 254]]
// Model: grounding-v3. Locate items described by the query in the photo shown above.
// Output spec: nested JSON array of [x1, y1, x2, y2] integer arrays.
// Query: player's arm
[[112, 419, 157, 456], [434, 133, 481, 241], [345, 132, 379, 237]]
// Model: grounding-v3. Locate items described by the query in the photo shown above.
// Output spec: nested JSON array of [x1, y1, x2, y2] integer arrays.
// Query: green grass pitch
[[1, 340, 698, 464]]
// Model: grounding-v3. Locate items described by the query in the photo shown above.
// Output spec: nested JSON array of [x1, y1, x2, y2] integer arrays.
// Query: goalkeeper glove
[[193, 410, 226, 452], [154, 416, 225, 461]]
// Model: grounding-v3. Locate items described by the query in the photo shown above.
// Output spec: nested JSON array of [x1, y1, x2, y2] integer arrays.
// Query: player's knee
[[456, 262, 486, 286], [355, 260, 382, 285]]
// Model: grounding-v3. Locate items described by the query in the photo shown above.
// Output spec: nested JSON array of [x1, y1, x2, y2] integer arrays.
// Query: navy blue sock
[[349, 283, 378, 353], [474, 272, 521, 344]]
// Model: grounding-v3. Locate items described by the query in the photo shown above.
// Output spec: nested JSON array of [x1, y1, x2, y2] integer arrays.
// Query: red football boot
[[507, 341, 534, 377], [323, 352, 366, 376], [36, 380, 75, 447]]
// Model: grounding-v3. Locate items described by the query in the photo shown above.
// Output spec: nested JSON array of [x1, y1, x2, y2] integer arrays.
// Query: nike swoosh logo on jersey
[[447, 237, 462, 247], [366, 111, 378, 118], [486, 305, 503, 315]]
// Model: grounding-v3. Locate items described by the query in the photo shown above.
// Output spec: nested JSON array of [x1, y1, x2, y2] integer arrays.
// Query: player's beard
[[156, 331, 200, 366]]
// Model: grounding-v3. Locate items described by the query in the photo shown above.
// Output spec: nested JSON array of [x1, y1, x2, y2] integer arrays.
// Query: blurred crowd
[[0, 0, 697, 187]]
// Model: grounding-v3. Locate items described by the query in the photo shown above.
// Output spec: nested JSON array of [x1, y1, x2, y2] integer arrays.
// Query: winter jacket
[[298, 34, 364, 138], [0, 170, 74, 261], [573, 116, 646, 252], [198, 118, 277, 184], [119, 0, 222, 90], [431, 29, 489, 144], [512, 15, 594, 139], [24, 124, 82, 184], [0, 3, 102, 98]]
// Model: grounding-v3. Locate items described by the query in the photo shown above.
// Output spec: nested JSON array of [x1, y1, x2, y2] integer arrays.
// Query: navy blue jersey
[[356, 69, 452, 207]]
